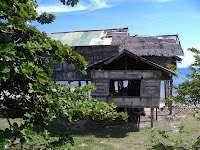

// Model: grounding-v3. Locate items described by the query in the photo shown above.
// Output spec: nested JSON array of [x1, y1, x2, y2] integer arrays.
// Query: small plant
[[149, 125, 200, 150]]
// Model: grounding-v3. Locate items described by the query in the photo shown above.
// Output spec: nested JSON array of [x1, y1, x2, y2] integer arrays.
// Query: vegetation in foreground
[[0, 108, 199, 150], [0, 0, 127, 149], [1, 0, 200, 148]]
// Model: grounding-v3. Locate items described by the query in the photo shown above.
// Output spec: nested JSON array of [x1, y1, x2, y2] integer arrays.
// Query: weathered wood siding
[[51, 46, 118, 81], [91, 70, 161, 108], [92, 79, 109, 96], [141, 79, 160, 98], [91, 70, 162, 80]]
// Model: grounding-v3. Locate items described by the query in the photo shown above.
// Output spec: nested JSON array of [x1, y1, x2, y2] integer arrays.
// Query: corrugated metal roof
[[47, 27, 183, 57], [47, 28, 129, 46]]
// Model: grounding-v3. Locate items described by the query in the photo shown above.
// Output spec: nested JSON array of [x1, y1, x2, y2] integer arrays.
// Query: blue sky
[[34, 0, 200, 68]]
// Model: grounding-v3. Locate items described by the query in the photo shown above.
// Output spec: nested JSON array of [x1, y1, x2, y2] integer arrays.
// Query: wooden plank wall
[[51, 46, 118, 81], [91, 70, 161, 108]]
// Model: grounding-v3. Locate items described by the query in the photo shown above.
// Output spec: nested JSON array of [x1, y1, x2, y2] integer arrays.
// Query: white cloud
[[130, 0, 173, 2], [36, 4, 90, 13], [178, 49, 195, 68], [36, 0, 110, 13], [90, 0, 109, 9], [155, 0, 173, 2], [178, 46, 200, 68]]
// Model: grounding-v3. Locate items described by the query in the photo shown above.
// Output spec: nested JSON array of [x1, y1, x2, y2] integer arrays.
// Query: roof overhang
[[87, 49, 175, 75]]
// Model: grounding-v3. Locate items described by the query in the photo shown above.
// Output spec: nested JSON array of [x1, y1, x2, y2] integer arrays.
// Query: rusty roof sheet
[[47, 28, 129, 46], [47, 27, 183, 57]]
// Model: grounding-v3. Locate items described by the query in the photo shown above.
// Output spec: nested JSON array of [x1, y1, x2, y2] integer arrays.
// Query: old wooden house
[[47, 27, 183, 126]]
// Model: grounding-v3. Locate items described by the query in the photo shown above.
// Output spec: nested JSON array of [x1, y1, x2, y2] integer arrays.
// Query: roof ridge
[[133, 34, 179, 37], [48, 27, 129, 34]]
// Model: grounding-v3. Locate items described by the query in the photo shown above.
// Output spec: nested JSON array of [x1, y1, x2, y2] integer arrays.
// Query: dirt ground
[[139, 103, 169, 128]]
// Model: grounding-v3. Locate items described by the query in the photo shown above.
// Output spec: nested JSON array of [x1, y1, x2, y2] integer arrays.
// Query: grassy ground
[[70, 111, 200, 150], [0, 109, 199, 150]]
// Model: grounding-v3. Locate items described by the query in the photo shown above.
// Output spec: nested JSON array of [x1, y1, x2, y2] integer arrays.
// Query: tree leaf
[[1, 66, 10, 73]]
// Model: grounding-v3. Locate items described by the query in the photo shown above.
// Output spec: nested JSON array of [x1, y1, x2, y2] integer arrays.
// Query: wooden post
[[156, 108, 158, 121], [118, 81, 120, 93], [164, 81, 169, 107], [78, 81, 81, 87], [86, 81, 89, 97], [138, 116, 140, 129], [68, 81, 71, 92], [124, 108, 128, 127], [151, 108, 154, 128], [168, 81, 173, 115]]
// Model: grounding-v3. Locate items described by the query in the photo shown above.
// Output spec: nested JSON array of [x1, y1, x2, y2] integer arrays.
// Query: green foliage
[[37, 12, 55, 24], [0, 0, 128, 149], [149, 125, 200, 150], [150, 48, 200, 150], [170, 48, 200, 106], [60, 0, 79, 7], [55, 84, 127, 123]]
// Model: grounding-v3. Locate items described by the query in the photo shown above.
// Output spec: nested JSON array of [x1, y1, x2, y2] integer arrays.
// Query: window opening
[[109, 80, 141, 96]]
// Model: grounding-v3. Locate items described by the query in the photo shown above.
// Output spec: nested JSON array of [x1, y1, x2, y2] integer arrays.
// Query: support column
[[86, 81, 89, 97], [68, 81, 71, 92], [164, 81, 169, 107], [124, 108, 128, 127], [156, 108, 158, 121], [138, 116, 140, 129], [168, 80, 173, 115], [118, 81, 120, 93], [151, 108, 154, 128], [78, 81, 81, 87]]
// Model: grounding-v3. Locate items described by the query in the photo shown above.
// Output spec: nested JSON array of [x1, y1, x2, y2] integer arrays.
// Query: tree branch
[[0, 30, 13, 34], [1, 111, 12, 128]]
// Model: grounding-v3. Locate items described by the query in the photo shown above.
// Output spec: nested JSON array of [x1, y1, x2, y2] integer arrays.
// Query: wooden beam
[[138, 116, 140, 129], [151, 108, 154, 128], [156, 108, 158, 121], [118, 81, 120, 93], [164, 81, 169, 106], [124, 108, 128, 127], [86, 81, 89, 97], [68, 81, 71, 92], [168, 81, 173, 115]]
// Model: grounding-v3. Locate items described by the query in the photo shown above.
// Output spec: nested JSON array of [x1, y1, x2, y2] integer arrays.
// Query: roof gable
[[88, 49, 174, 74]]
